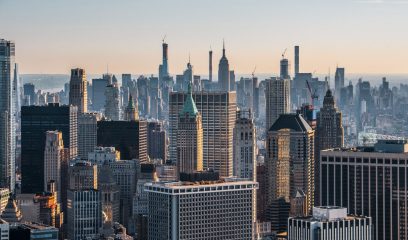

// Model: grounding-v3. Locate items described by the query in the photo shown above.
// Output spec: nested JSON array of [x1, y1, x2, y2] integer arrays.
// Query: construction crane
[[281, 48, 287, 59], [306, 80, 319, 109], [162, 34, 167, 43], [252, 66, 257, 79]]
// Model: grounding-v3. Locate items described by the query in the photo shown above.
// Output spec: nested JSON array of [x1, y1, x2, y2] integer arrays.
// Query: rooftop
[[269, 113, 312, 132]]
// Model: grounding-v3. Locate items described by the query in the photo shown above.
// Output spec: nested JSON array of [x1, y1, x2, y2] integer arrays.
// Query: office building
[[218, 42, 230, 91], [230, 70, 235, 91], [177, 83, 203, 175], [34, 183, 63, 228], [209, 49, 213, 82], [265, 77, 290, 131], [266, 114, 315, 223], [124, 94, 139, 121], [78, 112, 100, 159], [0, 198, 22, 223], [68, 161, 97, 190], [108, 160, 137, 228], [0, 219, 8, 240], [280, 58, 290, 79], [9, 222, 59, 240], [97, 120, 148, 161], [92, 77, 108, 111], [0, 188, 10, 213], [233, 109, 256, 180], [98, 165, 120, 223], [147, 121, 167, 161], [334, 67, 345, 99], [320, 140, 408, 240], [294, 46, 299, 77], [158, 41, 169, 81], [0, 39, 16, 192], [169, 91, 236, 177], [43, 131, 69, 201], [145, 174, 258, 240], [315, 89, 343, 204], [23, 83, 35, 106], [288, 207, 372, 240], [21, 103, 78, 193], [69, 68, 87, 113], [88, 146, 120, 165], [105, 82, 120, 120]]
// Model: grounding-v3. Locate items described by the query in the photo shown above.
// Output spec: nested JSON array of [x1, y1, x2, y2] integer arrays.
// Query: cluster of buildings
[[1, 36, 407, 240]]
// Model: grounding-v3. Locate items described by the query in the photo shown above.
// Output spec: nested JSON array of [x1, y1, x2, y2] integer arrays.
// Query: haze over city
[[1, 0, 408, 75]]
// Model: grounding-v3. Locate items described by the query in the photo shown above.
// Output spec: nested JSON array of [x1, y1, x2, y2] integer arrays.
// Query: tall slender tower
[[69, 68, 88, 113], [124, 94, 139, 121], [162, 41, 169, 77], [177, 83, 203, 176], [294, 46, 299, 77], [218, 41, 230, 91], [0, 39, 16, 192], [209, 48, 213, 82]]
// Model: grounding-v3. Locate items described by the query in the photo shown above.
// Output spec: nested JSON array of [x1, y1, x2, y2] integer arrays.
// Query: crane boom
[[282, 48, 287, 59]]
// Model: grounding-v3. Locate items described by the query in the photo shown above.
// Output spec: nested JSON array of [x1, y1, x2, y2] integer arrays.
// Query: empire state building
[[218, 42, 230, 91]]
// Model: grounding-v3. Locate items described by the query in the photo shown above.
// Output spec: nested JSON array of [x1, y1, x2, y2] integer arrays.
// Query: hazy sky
[[1, 0, 408, 75]]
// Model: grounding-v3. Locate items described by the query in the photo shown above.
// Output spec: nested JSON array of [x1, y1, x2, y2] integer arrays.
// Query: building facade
[[265, 77, 290, 131], [69, 68, 87, 114], [320, 140, 408, 240], [169, 91, 236, 177], [78, 112, 100, 159], [145, 177, 258, 240], [233, 109, 256, 180], [147, 121, 167, 162]]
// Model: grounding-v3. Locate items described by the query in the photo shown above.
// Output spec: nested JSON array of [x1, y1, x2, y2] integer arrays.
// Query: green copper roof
[[128, 94, 135, 109], [180, 82, 199, 117]]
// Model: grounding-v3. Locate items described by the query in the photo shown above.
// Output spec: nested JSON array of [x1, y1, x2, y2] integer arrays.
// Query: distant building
[[105, 82, 120, 120], [23, 83, 35, 105], [320, 140, 408, 240], [177, 83, 203, 176], [145, 176, 258, 240], [280, 58, 290, 79], [97, 120, 148, 161], [218, 42, 230, 91], [124, 94, 139, 121], [233, 109, 256, 180], [21, 103, 78, 193], [169, 91, 236, 177], [69, 68, 87, 113], [288, 206, 372, 240], [334, 67, 345, 99], [147, 121, 167, 162], [92, 77, 108, 111], [265, 77, 290, 131], [78, 112, 100, 159]]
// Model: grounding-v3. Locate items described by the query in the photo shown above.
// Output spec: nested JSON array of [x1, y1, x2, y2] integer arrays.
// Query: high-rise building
[[145, 174, 258, 240], [169, 91, 236, 177], [288, 207, 372, 240], [97, 120, 148, 161], [218, 42, 230, 91], [320, 140, 408, 240], [334, 67, 345, 98], [88, 147, 120, 165], [177, 83, 203, 175], [66, 161, 101, 240], [294, 46, 299, 77], [0, 219, 8, 239], [98, 165, 120, 223], [229, 70, 235, 91], [265, 77, 290, 130], [78, 112, 100, 159], [21, 103, 78, 193], [34, 182, 63, 228], [233, 109, 256, 180], [0, 39, 16, 192], [43, 131, 69, 202], [280, 58, 290, 79], [124, 94, 139, 121], [23, 83, 35, 106], [105, 82, 120, 120], [147, 121, 167, 161], [9, 222, 59, 240], [209, 48, 213, 82], [315, 89, 343, 204], [0, 197, 22, 223], [69, 68, 87, 113], [0, 188, 10, 213], [92, 77, 108, 111], [182, 61, 193, 92], [266, 114, 314, 225], [158, 41, 169, 81], [108, 160, 137, 228]]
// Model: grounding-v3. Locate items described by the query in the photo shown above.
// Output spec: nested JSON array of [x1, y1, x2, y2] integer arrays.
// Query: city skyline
[[1, 0, 408, 75]]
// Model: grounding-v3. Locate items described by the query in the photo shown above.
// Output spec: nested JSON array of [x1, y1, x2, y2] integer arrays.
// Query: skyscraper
[[218, 41, 230, 91], [69, 68, 87, 113], [315, 89, 343, 204], [182, 60, 193, 92], [294, 46, 299, 77], [169, 91, 236, 177], [104, 81, 120, 121], [266, 114, 315, 222], [158, 41, 169, 81], [92, 77, 108, 111], [21, 103, 78, 193], [265, 77, 290, 130], [280, 58, 290, 79], [229, 70, 235, 91], [0, 39, 16, 192], [233, 109, 256, 180], [209, 48, 213, 82], [124, 95, 139, 121], [145, 174, 258, 240], [147, 121, 167, 162], [320, 140, 408, 240], [43, 131, 69, 201], [78, 112, 100, 159], [177, 83, 203, 175], [334, 67, 345, 98]]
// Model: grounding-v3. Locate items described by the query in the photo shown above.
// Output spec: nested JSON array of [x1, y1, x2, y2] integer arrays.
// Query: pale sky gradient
[[1, 0, 408, 75]]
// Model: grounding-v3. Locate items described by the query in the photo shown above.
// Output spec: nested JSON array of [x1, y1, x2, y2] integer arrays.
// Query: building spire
[[180, 81, 198, 117], [222, 39, 226, 57]]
